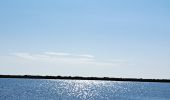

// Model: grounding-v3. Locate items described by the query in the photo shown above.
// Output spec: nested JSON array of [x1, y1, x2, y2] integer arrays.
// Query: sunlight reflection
[[50, 80, 120, 99]]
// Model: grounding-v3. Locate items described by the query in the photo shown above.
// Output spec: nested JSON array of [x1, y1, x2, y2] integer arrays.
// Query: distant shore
[[0, 75, 170, 83]]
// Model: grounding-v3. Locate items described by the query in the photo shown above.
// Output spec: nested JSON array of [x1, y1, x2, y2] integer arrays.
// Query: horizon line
[[0, 75, 170, 83]]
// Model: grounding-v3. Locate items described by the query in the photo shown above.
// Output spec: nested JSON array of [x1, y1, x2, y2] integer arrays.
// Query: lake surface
[[0, 78, 170, 100]]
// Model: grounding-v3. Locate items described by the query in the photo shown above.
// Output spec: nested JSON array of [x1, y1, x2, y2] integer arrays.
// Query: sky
[[0, 0, 170, 79]]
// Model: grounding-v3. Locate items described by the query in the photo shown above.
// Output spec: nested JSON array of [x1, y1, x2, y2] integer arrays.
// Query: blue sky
[[0, 0, 170, 79]]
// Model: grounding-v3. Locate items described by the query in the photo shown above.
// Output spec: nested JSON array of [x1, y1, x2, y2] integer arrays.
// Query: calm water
[[0, 78, 170, 100]]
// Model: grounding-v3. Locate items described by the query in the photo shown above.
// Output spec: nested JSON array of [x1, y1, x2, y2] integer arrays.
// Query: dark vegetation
[[0, 75, 170, 83]]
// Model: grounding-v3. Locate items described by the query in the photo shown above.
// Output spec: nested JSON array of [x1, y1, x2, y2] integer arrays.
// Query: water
[[0, 78, 170, 100]]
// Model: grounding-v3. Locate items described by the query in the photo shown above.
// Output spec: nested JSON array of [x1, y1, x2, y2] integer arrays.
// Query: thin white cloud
[[44, 52, 71, 56], [13, 52, 114, 66], [12, 52, 130, 68], [13, 53, 37, 60], [0, 52, 134, 77], [77, 54, 95, 59], [45, 52, 95, 59]]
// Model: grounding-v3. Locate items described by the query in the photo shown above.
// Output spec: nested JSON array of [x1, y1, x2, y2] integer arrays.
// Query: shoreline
[[0, 75, 170, 83]]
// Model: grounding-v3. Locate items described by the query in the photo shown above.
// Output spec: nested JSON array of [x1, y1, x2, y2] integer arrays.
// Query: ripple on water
[[0, 78, 170, 100]]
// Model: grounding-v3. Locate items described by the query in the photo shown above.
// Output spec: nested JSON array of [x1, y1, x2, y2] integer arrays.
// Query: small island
[[0, 75, 170, 83]]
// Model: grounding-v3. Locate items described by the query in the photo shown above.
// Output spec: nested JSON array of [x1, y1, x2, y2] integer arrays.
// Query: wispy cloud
[[44, 52, 95, 59], [13, 52, 117, 66], [77, 54, 95, 59], [44, 52, 71, 56], [14, 52, 94, 60], [0, 52, 132, 77], [13, 53, 37, 60]]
